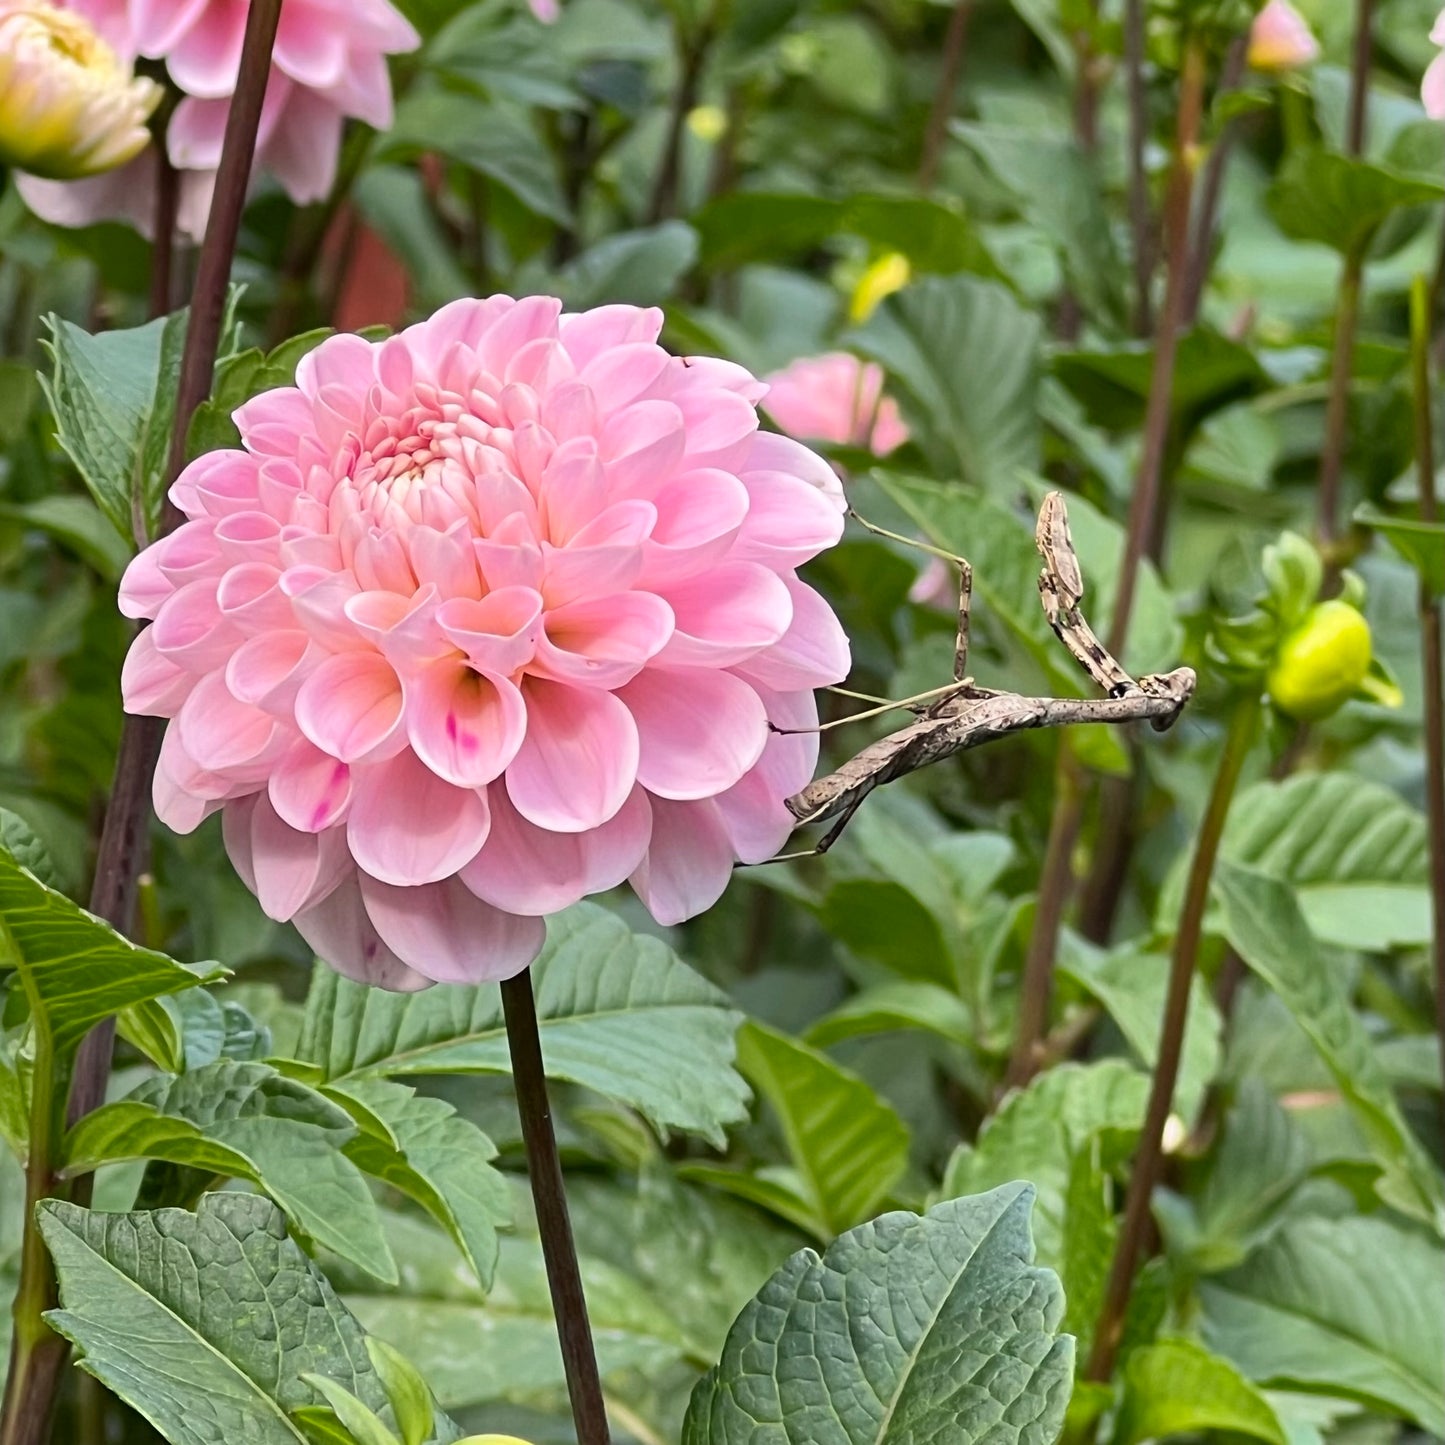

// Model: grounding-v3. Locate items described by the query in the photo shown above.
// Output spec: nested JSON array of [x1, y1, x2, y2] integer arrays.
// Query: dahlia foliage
[[119, 298, 850, 989], [18, 0, 418, 237]]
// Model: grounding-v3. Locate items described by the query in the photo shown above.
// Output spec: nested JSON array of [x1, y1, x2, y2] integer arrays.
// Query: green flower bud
[[1265, 600, 1372, 721]]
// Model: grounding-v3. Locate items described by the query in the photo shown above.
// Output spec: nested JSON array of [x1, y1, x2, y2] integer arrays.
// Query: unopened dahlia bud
[[0, 0, 159, 181], [1248, 0, 1320, 74], [1266, 600, 1372, 721]]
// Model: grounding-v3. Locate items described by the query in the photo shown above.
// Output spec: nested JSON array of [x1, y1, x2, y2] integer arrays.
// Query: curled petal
[[223, 793, 349, 922], [532, 592, 674, 689], [437, 587, 544, 675], [629, 796, 735, 926], [293, 872, 431, 991], [656, 563, 792, 668], [268, 736, 353, 833], [294, 651, 406, 763], [733, 575, 851, 691], [405, 656, 527, 788]]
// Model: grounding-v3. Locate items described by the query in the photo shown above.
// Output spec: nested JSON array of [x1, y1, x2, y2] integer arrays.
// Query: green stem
[[917, 0, 975, 190], [1317, 250, 1363, 554], [1085, 691, 1261, 1382]]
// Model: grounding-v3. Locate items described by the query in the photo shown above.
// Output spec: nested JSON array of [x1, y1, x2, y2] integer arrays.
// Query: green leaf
[[1175, 774, 1431, 951], [365, 1337, 433, 1445], [943, 1061, 1149, 1268], [63, 1060, 395, 1283], [1213, 862, 1444, 1227], [299, 1377, 399, 1445], [683, 1183, 1074, 1445], [1059, 947, 1221, 1122], [1117, 1338, 1287, 1445], [41, 309, 189, 544], [853, 275, 1042, 491], [0, 496, 131, 580], [296, 902, 748, 1145], [325, 1076, 510, 1290], [0, 842, 221, 1059], [730, 1020, 910, 1239], [553, 223, 699, 309], [40, 1192, 394, 1445], [1200, 1215, 1445, 1433], [0, 808, 59, 888], [806, 981, 975, 1050], [1267, 149, 1444, 259], [692, 193, 988, 275], [379, 89, 569, 223], [188, 329, 336, 456], [1355, 505, 1445, 594]]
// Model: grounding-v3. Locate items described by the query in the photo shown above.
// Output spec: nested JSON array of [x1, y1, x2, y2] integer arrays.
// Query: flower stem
[[917, 0, 975, 190], [646, 11, 713, 225], [501, 971, 611, 1445], [1124, 0, 1154, 336], [1409, 274, 1445, 1152], [1182, 35, 1247, 326], [1317, 250, 1362, 553], [1347, 0, 1375, 157], [1085, 691, 1261, 1382]]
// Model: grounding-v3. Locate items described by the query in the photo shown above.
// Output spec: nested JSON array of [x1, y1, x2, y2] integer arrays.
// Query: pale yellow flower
[[849, 251, 911, 323], [0, 0, 160, 181]]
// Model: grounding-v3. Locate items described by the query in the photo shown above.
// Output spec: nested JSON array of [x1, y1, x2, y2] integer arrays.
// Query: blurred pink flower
[[118, 297, 849, 989], [1425, 11, 1445, 118], [763, 353, 909, 457], [17, 0, 417, 238], [1247, 0, 1320, 73]]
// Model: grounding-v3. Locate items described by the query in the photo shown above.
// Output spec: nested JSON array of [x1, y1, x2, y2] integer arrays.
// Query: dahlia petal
[[118, 548, 176, 620], [506, 678, 639, 832], [476, 295, 564, 375], [677, 388, 758, 471], [578, 341, 671, 412], [226, 630, 316, 712], [273, 3, 351, 89], [156, 519, 224, 586], [153, 721, 231, 835], [558, 304, 663, 368], [216, 563, 293, 634], [600, 400, 686, 498], [460, 783, 652, 916], [293, 872, 430, 991], [261, 89, 344, 205], [629, 796, 735, 926], [284, 568, 368, 652], [121, 628, 195, 715], [151, 580, 241, 672], [742, 431, 846, 511], [173, 449, 266, 518], [620, 667, 767, 800], [347, 749, 491, 885], [732, 575, 851, 690], [436, 587, 544, 675], [294, 651, 406, 763], [532, 590, 673, 688], [177, 671, 283, 774], [656, 562, 793, 668], [713, 687, 819, 863], [405, 656, 527, 788], [409, 523, 482, 600], [269, 736, 353, 832], [358, 873, 545, 984], [236, 794, 350, 922], [641, 469, 749, 585], [731, 470, 847, 568]]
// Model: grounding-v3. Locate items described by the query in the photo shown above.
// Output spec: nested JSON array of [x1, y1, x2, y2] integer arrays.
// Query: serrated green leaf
[[0, 843, 221, 1060], [1167, 774, 1430, 950], [1117, 1338, 1287, 1445], [296, 903, 748, 1145], [1200, 1215, 1445, 1433], [326, 1076, 509, 1290], [39, 1192, 393, 1445], [62, 1060, 395, 1283], [1213, 862, 1444, 1227], [1268, 149, 1444, 259], [943, 1061, 1149, 1268], [730, 1020, 909, 1239], [0, 809, 59, 888], [683, 1184, 1074, 1445]]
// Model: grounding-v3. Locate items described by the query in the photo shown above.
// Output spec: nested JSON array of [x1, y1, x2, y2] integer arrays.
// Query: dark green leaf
[[554, 223, 698, 309], [1355, 505, 1445, 594], [1117, 1338, 1287, 1445]]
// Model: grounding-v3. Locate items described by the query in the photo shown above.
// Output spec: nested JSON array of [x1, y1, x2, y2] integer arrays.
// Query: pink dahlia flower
[[1247, 0, 1320, 73], [119, 297, 850, 989], [762, 353, 909, 457], [17, 0, 418, 239], [1426, 11, 1445, 118]]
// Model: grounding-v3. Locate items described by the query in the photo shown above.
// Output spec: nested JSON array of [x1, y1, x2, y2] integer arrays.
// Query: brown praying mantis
[[773, 490, 1197, 857]]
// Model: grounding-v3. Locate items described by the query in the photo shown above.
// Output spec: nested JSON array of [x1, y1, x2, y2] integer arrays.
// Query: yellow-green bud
[[1265, 600, 1372, 721], [0, 1, 160, 181]]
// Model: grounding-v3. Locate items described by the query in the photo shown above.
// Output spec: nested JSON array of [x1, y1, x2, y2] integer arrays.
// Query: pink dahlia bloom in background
[[1425, 11, 1445, 118], [119, 297, 850, 989], [17, 0, 418, 239], [1247, 0, 1320, 73], [762, 353, 909, 457]]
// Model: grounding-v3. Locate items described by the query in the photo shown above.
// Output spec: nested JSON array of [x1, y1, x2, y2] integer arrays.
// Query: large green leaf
[[326, 1076, 510, 1290], [1170, 774, 1430, 951], [0, 843, 221, 1060], [1356, 505, 1445, 594], [40, 310, 188, 544], [1200, 1215, 1445, 1433], [854, 276, 1042, 492], [943, 1061, 1149, 1268], [1213, 862, 1444, 1228], [1268, 149, 1444, 259], [40, 1193, 394, 1445], [552, 223, 699, 309], [683, 1183, 1074, 1445], [1117, 1339, 1287, 1445], [63, 1060, 394, 1283], [296, 903, 748, 1146], [720, 1020, 910, 1240]]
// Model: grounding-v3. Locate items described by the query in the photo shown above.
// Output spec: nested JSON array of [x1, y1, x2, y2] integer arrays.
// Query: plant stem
[[1004, 749, 1083, 1090], [501, 971, 611, 1445], [1124, 0, 1154, 335], [1409, 274, 1445, 1152], [1182, 36, 1248, 326], [1085, 691, 1261, 1382], [646, 14, 712, 225], [1107, 36, 1205, 659], [917, 0, 974, 190], [0, 1020, 64, 1445], [1347, 0, 1375, 158], [1317, 251, 1362, 552], [147, 119, 180, 321]]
